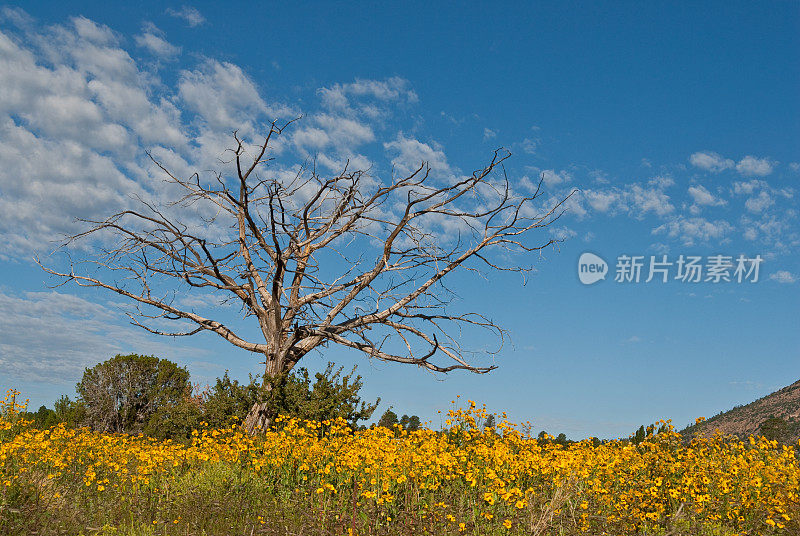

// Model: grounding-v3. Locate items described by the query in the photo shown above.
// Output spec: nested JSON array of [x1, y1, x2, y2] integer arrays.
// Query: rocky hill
[[682, 379, 800, 444]]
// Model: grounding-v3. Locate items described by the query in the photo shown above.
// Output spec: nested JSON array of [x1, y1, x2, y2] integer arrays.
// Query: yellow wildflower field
[[1, 391, 798, 535]]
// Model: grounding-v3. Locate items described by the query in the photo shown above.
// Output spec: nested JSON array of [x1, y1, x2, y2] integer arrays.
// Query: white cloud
[[733, 179, 767, 195], [583, 190, 620, 213], [0, 118, 144, 254], [740, 212, 799, 251], [1, 6, 33, 27], [539, 169, 570, 187], [483, 127, 497, 140], [312, 114, 374, 149], [744, 190, 774, 213], [318, 77, 417, 113], [578, 176, 675, 218], [0, 12, 304, 255], [549, 226, 577, 240], [166, 6, 205, 27], [769, 270, 796, 284], [688, 185, 726, 210], [520, 138, 537, 154], [135, 26, 181, 58], [178, 60, 273, 130], [689, 151, 734, 173], [384, 134, 451, 177], [736, 155, 775, 177], [0, 289, 205, 384], [652, 216, 733, 246], [629, 183, 674, 217], [0, 18, 196, 254], [71, 16, 117, 45]]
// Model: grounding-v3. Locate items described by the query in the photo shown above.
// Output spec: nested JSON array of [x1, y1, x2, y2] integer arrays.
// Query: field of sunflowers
[[1, 389, 798, 536]]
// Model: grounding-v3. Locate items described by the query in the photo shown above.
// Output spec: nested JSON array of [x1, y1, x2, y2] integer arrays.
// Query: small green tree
[[53, 395, 84, 427], [76, 354, 190, 433], [398, 414, 422, 432], [405, 415, 421, 432], [632, 425, 646, 445], [378, 409, 399, 429], [759, 416, 789, 443], [28, 405, 58, 428], [274, 364, 379, 428]]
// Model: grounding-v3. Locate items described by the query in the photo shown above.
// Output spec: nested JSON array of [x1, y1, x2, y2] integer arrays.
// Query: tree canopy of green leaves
[[76, 354, 190, 433]]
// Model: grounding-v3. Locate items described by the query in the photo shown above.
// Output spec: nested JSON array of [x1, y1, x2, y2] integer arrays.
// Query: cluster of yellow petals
[[2, 394, 798, 534]]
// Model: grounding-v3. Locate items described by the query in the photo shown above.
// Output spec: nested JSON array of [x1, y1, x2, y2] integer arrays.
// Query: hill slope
[[682, 379, 800, 443]]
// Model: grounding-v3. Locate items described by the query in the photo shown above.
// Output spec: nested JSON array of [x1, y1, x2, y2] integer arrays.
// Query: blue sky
[[0, 2, 798, 439]]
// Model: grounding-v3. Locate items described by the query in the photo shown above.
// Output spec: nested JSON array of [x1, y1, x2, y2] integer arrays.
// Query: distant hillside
[[682, 379, 800, 444]]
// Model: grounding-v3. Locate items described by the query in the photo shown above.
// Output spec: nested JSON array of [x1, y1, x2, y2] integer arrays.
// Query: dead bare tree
[[40, 120, 573, 433]]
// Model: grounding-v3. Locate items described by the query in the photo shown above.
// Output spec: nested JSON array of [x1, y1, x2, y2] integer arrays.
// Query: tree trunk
[[243, 353, 286, 435], [243, 401, 272, 434]]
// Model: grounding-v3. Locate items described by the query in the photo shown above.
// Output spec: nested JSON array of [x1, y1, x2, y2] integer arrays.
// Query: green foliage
[[377, 408, 398, 429], [400, 414, 421, 432], [145, 363, 379, 439], [14, 356, 378, 440], [632, 425, 647, 445], [272, 363, 380, 428], [205, 372, 263, 425], [54, 394, 85, 427], [760, 415, 790, 443], [377, 409, 422, 432], [76, 354, 190, 433], [25, 405, 58, 428]]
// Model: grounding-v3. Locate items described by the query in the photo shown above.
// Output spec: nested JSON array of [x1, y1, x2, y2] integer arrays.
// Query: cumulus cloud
[[0, 289, 205, 384], [318, 77, 417, 113], [740, 212, 799, 251], [384, 134, 451, 177], [166, 6, 205, 27], [688, 185, 722, 206], [583, 190, 621, 213], [687, 185, 726, 214], [549, 226, 577, 240], [689, 152, 776, 177], [733, 180, 767, 195], [736, 155, 775, 177], [539, 169, 570, 187], [135, 24, 181, 58], [744, 190, 775, 213], [519, 138, 537, 154], [576, 176, 675, 219], [483, 127, 497, 140], [652, 216, 733, 246], [178, 60, 273, 130], [0, 11, 311, 255], [628, 182, 674, 217], [769, 270, 796, 284], [689, 151, 734, 173]]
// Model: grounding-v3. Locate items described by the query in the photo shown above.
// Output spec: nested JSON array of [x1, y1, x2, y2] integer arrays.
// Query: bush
[[76, 354, 190, 433], [146, 363, 379, 439]]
